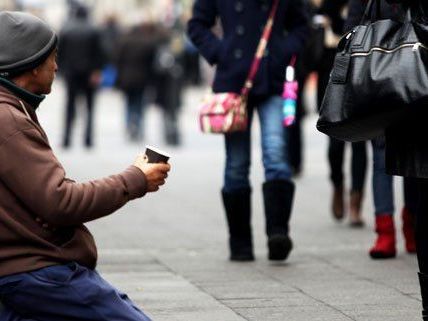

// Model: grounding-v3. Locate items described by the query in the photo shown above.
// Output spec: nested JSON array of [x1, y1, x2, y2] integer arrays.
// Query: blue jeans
[[224, 95, 292, 192], [0, 263, 151, 321], [372, 138, 394, 216]]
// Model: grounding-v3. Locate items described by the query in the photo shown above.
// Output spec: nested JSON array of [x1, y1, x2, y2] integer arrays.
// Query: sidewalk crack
[[253, 265, 356, 321]]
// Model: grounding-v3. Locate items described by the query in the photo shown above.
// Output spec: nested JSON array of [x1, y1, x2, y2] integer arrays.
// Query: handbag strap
[[240, 0, 280, 97], [361, 0, 381, 24]]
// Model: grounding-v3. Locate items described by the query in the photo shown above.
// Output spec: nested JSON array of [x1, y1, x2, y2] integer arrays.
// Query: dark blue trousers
[[0, 263, 152, 321]]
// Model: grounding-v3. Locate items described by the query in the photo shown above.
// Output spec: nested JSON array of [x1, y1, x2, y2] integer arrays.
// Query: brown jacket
[[0, 86, 147, 277]]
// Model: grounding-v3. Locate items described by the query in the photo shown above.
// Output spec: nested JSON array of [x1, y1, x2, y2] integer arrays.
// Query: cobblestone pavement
[[37, 82, 421, 321]]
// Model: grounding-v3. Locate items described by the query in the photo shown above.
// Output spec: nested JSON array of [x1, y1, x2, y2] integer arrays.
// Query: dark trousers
[[328, 139, 367, 191], [287, 63, 309, 174], [0, 263, 151, 321], [405, 177, 419, 215], [63, 75, 95, 148]]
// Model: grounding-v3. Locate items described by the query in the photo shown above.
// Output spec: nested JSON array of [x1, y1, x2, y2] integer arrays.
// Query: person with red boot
[[369, 138, 416, 259], [345, 0, 417, 260], [346, 0, 427, 319]]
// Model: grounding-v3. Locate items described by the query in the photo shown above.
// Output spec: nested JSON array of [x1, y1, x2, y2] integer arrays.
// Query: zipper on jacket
[[351, 42, 428, 57]]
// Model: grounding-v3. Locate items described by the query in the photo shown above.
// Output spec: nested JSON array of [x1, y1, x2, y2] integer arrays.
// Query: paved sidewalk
[[37, 83, 421, 321]]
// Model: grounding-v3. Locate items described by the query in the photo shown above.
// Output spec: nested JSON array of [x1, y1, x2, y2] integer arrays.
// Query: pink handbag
[[199, 0, 280, 134]]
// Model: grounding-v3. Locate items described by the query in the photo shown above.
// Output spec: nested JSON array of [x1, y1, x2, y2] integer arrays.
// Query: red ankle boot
[[369, 214, 396, 259], [402, 207, 416, 254]]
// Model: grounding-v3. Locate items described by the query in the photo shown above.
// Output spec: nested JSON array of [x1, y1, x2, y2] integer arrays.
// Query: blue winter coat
[[187, 0, 309, 96]]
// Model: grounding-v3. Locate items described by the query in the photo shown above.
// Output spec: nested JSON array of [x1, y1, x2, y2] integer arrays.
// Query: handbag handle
[[361, 0, 413, 24], [240, 0, 280, 97], [361, 0, 382, 24], [360, 0, 414, 42]]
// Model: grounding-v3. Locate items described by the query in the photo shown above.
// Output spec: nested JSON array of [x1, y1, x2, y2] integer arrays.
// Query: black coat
[[115, 25, 165, 91], [346, 0, 428, 178], [187, 0, 309, 96], [383, 0, 428, 178], [58, 18, 105, 79]]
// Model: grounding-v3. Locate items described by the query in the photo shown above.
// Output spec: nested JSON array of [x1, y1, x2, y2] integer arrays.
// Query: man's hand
[[134, 154, 171, 192]]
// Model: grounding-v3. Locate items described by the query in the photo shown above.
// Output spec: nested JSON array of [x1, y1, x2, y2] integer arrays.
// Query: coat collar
[[0, 82, 48, 141], [0, 77, 45, 109]]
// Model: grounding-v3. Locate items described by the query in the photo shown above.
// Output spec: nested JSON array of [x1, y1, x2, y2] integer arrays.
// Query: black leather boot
[[419, 273, 428, 320], [222, 188, 254, 261], [263, 180, 295, 261]]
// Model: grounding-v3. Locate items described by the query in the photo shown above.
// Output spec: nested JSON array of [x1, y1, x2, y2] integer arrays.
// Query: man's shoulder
[[0, 103, 34, 143]]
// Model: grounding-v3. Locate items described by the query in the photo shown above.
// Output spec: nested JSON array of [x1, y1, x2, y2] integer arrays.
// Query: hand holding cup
[[133, 146, 171, 193]]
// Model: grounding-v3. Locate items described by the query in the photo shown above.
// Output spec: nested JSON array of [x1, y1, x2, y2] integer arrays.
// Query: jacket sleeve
[[282, 0, 310, 59], [187, 0, 222, 65], [0, 128, 147, 227]]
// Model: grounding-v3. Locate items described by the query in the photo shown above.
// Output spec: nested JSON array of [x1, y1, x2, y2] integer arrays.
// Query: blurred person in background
[[316, 0, 368, 226], [180, 5, 202, 86], [152, 23, 185, 146], [115, 20, 165, 142], [183, 36, 202, 86], [0, 11, 170, 320], [345, 0, 417, 260], [59, 5, 105, 149], [287, 0, 325, 177], [100, 14, 121, 88], [188, 0, 308, 262]]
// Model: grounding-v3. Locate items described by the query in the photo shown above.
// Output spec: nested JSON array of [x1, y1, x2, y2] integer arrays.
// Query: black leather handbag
[[317, 0, 428, 142]]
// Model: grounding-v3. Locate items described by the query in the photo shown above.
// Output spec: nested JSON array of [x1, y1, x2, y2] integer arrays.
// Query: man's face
[[34, 49, 58, 95]]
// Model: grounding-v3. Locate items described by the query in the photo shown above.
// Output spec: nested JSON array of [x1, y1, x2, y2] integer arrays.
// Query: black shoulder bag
[[317, 0, 428, 142]]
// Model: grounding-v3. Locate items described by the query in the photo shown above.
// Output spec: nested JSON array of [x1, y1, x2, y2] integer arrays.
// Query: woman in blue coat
[[188, 0, 308, 261]]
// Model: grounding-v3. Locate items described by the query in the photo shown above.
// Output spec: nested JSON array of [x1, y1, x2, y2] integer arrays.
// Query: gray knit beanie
[[0, 11, 58, 78]]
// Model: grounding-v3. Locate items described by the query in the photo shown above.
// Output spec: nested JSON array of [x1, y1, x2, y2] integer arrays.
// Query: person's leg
[[258, 95, 294, 261], [0, 263, 152, 321], [416, 179, 428, 320], [328, 138, 345, 220], [287, 69, 307, 177], [403, 177, 418, 253], [84, 85, 96, 148], [222, 106, 254, 261], [287, 113, 303, 177], [161, 78, 181, 146], [63, 79, 77, 148], [349, 141, 367, 227], [369, 138, 396, 259], [126, 90, 144, 141]]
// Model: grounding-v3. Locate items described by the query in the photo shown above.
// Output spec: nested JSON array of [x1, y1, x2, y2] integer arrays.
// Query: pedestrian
[[345, 0, 417, 260], [59, 5, 105, 148], [0, 11, 170, 320], [115, 21, 164, 142], [343, 0, 428, 318], [100, 14, 121, 88], [369, 138, 417, 258], [188, 0, 308, 261], [317, 0, 368, 226], [152, 25, 185, 146], [287, 0, 325, 177], [381, 0, 428, 318]]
